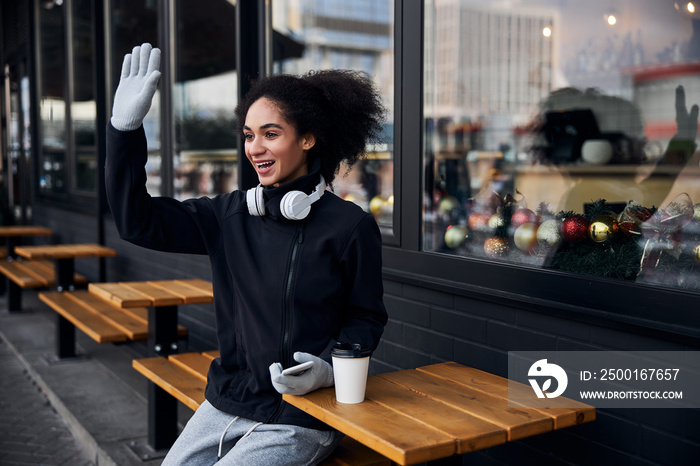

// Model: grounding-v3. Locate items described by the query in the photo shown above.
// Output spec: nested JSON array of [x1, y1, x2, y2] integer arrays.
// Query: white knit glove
[[111, 43, 161, 131], [269, 352, 334, 396]]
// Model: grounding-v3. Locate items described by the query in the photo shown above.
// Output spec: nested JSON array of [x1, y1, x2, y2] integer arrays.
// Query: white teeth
[[256, 161, 274, 169]]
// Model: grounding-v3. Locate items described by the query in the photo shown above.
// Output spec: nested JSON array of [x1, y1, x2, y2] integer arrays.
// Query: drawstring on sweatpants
[[216, 416, 264, 462]]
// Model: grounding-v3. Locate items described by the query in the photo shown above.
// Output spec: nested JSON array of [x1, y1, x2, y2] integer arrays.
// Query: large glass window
[[424, 0, 700, 292], [172, 0, 238, 200], [38, 0, 67, 195], [109, 0, 160, 194], [271, 0, 395, 229], [72, 0, 97, 192]]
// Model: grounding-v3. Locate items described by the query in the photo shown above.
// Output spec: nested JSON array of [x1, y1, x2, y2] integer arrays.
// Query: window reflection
[[173, 0, 238, 200], [424, 0, 700, 292], [110, 0, 160, 194], [39, 1, 67, 194], [72, 0, 97, 192], [272, 0, 395, 228]]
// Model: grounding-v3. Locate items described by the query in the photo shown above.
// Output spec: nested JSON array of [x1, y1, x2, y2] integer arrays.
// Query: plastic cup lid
[[331, 342, 372, 358]]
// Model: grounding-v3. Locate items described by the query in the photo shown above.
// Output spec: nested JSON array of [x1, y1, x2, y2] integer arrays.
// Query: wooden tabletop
[[283, 361, 595, 465], [14, 243, 117, 260], [0, 225, 53, 237], [88, 279, 214, 308]]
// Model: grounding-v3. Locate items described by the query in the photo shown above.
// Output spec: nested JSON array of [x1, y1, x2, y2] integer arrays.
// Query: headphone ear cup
[[247, 185, 265, 216], [281, 190, 310, 220]]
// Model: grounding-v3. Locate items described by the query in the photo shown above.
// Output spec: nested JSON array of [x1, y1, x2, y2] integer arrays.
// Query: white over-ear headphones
[[246, 176, 327, 220]]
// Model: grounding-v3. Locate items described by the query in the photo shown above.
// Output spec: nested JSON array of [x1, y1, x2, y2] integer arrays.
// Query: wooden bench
[[0, 258, 88, 311], [38, 289, 187, 359], [132, 351, 390, 465]]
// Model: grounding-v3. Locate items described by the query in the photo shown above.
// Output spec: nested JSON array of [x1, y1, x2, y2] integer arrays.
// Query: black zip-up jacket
[[106, 124, 388, 430]]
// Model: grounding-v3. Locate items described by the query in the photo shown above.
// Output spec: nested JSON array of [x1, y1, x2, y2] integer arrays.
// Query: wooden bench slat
[[168, 352, 211, 382], [116, 305, 188, 337], [0, 259, 87, 288], [0, 260, 45, 287], [64, 290, 149, 340], [133, 356, 206, 411], [39, 291, 129, 343]]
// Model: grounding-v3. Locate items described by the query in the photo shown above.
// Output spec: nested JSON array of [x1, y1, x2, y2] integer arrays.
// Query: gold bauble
[[369, 196, 385, 216], [588, 215, 618, 244], [513, 223, 539, 253], [437, 195, 459, 215], [444, 225, 468, 250], [484, 236, 509, 258], [693, 244, 700, 265], [488, 213, 505, 230]]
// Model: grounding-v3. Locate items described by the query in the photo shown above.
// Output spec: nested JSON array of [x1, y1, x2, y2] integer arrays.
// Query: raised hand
[[111, 43, 161, 131]]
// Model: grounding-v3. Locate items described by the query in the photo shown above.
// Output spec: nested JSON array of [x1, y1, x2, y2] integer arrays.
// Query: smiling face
[[243, 97, 315, 187]]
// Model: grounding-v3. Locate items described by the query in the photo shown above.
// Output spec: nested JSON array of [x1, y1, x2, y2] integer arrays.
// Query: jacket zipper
[[269, 223, 304, 423]]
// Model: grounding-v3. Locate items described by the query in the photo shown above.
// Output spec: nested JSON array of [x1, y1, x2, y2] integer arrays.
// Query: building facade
[[2, 0, 699, 464]]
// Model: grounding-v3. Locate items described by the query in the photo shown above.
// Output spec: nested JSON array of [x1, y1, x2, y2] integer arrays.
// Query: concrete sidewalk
[[0, 291, 184, 465]]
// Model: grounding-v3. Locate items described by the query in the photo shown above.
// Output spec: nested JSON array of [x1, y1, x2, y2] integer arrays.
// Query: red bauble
[[468, 211, 492, 233], [560, 215, 590, 243], [511, 208, 538, 229]]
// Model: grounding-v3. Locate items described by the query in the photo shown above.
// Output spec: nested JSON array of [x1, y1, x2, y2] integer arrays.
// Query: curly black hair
[[235, 70, 386, 185]]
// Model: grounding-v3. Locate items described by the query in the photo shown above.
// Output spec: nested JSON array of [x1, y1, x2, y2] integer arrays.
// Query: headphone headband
[[246, 176, 326, 220]]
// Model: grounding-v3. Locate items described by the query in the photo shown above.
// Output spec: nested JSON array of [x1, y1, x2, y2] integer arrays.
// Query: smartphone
[[281, 360, 314, 376]]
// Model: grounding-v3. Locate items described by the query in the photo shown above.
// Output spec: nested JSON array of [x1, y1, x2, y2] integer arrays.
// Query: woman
[[107, 43, 388, 465]]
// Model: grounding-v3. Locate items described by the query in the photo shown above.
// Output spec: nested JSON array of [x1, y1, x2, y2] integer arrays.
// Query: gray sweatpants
[[161, 400, 343, 465]]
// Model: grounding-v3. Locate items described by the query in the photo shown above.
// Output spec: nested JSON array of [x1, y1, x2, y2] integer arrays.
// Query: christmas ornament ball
[[437, 195, 460, 216], [484, 236, 509, 258], [560, 215, 589, 243], [588, 215, 619, 243], [511, 208, 538, 229], [693, 244, 700, 265], [513, 223, 539, 253], [444, 225, 468, 250], [693, 203, 700, 222], [537, 219, 562, 247], [488, 213, 505, 230], [369, 196, 386, 216], [468, 211, 492, 233]]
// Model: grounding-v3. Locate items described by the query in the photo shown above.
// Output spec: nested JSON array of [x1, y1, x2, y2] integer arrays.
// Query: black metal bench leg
[[55, 258, 75, 291], [56, 314, 76, 358], [8, 279, 21, 312], [149, 382, 178, 450], [149, 305, 179, 357]]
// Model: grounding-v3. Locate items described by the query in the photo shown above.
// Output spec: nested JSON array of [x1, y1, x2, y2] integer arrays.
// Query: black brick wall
[[373, 278, 700, 466]]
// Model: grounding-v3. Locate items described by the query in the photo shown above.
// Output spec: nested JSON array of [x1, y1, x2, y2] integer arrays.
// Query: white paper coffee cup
[[331, 343, 372, 404]]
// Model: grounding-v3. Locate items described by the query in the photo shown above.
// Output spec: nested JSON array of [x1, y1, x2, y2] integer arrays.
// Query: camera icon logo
[[528, 359, 568, 398]]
